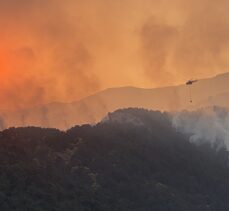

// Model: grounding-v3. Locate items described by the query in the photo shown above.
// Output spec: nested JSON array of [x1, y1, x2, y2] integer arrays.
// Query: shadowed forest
[[0, 109, 228, 211]]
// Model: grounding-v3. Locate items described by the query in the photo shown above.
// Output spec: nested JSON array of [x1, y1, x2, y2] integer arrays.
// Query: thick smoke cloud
[[172, 107, 229, 150], [140, 0, 229, 86], [0, 0, 229, 109], [141, 17, 177, 85], [0, 0, 100, 109]]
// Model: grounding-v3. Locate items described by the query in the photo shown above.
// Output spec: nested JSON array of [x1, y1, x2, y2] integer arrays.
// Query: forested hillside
[[0, 109, 228, 210]]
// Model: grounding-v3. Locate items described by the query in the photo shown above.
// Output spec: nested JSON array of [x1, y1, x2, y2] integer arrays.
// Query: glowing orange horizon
[[0, 0, 228, 110]]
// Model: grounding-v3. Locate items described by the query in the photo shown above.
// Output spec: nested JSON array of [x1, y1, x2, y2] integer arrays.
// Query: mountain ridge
[[1, 72, 229, 130]]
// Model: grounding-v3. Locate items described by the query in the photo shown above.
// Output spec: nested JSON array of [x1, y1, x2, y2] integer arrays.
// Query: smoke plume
[[172, 107, 229, 150]]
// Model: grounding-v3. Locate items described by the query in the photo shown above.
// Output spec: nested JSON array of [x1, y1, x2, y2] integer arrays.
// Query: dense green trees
[[0, 108, 228, 210]]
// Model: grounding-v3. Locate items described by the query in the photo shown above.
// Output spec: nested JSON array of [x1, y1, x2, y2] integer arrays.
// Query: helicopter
[[186, 79, 198, 103], [186, 79, 198, 85]]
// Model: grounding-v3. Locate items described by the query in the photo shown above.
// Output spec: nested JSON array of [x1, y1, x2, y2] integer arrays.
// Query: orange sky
[[0, 0, 229, 109]]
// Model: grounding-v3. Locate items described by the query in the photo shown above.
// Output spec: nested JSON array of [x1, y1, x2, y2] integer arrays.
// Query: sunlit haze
[[0, 0, 229, 109]]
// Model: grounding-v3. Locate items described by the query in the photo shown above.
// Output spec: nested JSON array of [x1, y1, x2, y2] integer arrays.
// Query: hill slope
[[0, 108, 228, 210], [1, 72, 229, 130]]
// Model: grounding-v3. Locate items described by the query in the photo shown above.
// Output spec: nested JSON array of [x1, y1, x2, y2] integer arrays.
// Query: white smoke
[[172, 107, 229, 150]]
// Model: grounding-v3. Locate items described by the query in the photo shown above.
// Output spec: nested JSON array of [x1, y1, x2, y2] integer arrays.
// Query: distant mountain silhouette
[[1, 72, 229, 130]]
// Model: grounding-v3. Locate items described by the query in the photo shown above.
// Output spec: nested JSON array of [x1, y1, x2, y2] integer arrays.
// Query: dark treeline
[[0, 108, 228, 210]]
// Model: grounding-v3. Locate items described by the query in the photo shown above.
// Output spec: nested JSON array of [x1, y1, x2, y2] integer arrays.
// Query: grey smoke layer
[[172, 107, 229, 150]]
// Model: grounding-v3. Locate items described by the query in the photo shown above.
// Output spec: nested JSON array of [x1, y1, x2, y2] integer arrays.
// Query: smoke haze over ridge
[[172, 107, 229, 150]]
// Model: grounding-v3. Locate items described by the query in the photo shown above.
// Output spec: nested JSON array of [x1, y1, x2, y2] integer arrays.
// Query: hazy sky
[[0, 0, 229, 109]]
